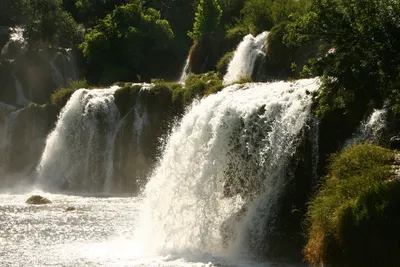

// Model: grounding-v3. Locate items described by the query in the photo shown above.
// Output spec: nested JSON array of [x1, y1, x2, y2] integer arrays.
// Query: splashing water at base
[[223, 32, 269, 85], [37, 87, 120, 192], [0, 191, 304, 267], [0, 78, 318, 266], [134, 78, 319, 260]]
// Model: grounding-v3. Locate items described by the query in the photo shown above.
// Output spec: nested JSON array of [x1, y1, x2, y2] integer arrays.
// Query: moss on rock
[[26, 195, 52, 205], [304, 144, 400, 267]]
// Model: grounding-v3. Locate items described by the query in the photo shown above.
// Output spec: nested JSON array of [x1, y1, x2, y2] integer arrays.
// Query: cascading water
[[0, 109, 20, 177], [12, 72, 30, 106], [134, 78, 319, 261], [49, 49, 78, 88], [179, 57, 191, 84], [223, 32, 269, 85], [1, 27, 26, 57], [345, 108, 387, 147], [37, 87, 120, 192]]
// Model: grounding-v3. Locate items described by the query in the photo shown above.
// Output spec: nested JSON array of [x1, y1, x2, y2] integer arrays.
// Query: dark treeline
[[1, 0, 400, 120]]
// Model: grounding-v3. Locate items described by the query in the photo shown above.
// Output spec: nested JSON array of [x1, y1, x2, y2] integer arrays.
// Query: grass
[[50, 79, 89, 110], [304, 143, 399, 266], [216, 51, 234, 77]]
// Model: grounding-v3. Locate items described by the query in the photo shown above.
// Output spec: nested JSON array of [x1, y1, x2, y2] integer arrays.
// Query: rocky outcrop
[[390, 135, 400, 150], [26, 195, 52, 205]]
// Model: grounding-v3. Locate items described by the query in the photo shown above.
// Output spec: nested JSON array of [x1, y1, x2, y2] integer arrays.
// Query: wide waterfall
[[134, 78, 319, 260], [37, 87, 120, 192], [223, 32, 269, 85]]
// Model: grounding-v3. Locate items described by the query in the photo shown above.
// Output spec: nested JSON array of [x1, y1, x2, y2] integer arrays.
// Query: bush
[[285, 0, 400, 118], [216, 51, 234, 76], [188, 0, 222, 41], [50, 88, 75, 110], [50, 79, 88, 110], [80, 2, 175, 84], [304, 144, 399, 266]]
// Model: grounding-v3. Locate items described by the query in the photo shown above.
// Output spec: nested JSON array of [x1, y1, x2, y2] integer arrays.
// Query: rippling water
[[0, 192, 292, 267]]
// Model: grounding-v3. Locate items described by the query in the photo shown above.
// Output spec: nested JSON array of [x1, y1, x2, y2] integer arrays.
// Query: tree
[[285, 0, 400, 117], [24, 0, 83, 47], [188, 0, 222, 41], [80, 2, 175, 83]]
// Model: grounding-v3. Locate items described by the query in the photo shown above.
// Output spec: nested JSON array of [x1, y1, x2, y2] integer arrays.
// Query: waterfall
[[1, 27, 26, 57], [345, 108, 387, 146], [49, 49, 78, 88], [223, 32, 269, 85], [179, 57, 191, 84], [134, 78, 319, 259], [0, 110, 20, 177], [37, 87, 120, 192], [50, 52, 66, 87], [12, 73, 30, 107]]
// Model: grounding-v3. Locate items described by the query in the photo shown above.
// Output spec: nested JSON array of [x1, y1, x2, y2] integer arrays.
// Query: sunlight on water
[[0, 192, 285, 267]]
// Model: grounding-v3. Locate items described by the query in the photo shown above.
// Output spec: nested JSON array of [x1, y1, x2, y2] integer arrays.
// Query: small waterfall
[[223, 32, 269, 85], [1, 27, 26, 57], [0, 110, 20, 176], [12, 73, 30, 107], [49, 49, 78, 88], [37, 87, 120, 192], [50, 52, 66, 87], [135, 78, 319, 258], [346, 108, 387, 146], [179, 57, 191, 84]]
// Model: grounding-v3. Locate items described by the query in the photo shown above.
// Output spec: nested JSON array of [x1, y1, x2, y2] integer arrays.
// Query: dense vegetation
[[2, 0, 400, 264], [4, 0, 398, 119], [304, 144, 399, 266]]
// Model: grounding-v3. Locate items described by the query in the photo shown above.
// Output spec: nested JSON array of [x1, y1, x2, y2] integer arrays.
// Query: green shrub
[[216, 51, 234, 76], [80, 3, 175, 84], [50, 88, 75, 110], [304, 144, 399, 266], [67, 78, 88, 90], [50, 78, 90, 110], [188, 0, 222, 41]]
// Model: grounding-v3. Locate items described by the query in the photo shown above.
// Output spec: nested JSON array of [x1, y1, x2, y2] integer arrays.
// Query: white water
[[346, 108, 387, 146], [50, 49, 78, 88], [180, 57, 191, 84], [1, 27, 26, 56], [12, 73, 30, 106], [0, 110, 20, 177], [37, 87, 120, 192], [0, 79, 319, 266], [135, 78, 319, 260], [223, 32, 269, 85], [1, 192, 296, 267]]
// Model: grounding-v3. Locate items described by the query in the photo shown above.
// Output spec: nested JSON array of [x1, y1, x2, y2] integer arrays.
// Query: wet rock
[[390, 135, 400, 150], [64, 207, 76, 212], [26, 195, 52, 205]]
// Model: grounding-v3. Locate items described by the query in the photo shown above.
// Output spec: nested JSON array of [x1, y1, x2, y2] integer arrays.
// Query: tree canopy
[[80, 2, 175, 83]]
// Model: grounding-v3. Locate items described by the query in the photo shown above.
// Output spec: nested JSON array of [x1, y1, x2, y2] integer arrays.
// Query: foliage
[[62, 0, 127, 27], [23, 0, 84, 47], [51, 88, 75, 110], [50, 79, 88, 109], [80, 2, 175, 84], [304, 144, 399, 266], [188, 0, 222, 41], [231, 0, 311, 35], [285, 0, 400, 118], [0, 0, 24, 26], [216, 51, 234, 76], [262, 22, 318, 80]]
